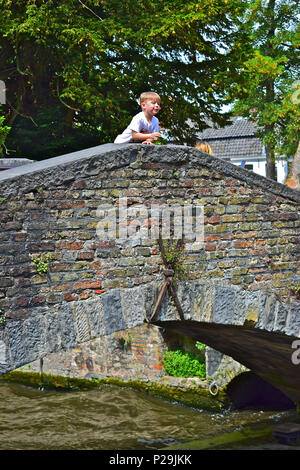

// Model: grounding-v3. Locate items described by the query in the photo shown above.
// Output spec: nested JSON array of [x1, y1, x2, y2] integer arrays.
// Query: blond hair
[[140, 91, 161, 105], [195, 141, 213, 155]]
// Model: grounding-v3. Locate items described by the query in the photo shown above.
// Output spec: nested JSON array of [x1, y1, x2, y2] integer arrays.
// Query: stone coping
[[0, 143, 299, 203]]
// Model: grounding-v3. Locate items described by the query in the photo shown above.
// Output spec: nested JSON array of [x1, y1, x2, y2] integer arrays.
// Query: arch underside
[[153, 320, 300, 404]]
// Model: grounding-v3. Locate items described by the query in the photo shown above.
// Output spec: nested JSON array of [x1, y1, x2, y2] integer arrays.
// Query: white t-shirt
[[114, 112, 159, 143]]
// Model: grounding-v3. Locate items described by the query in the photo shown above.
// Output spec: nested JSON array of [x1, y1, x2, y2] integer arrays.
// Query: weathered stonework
[[21, 324, 167, 382], [0, 144, 299, 400]]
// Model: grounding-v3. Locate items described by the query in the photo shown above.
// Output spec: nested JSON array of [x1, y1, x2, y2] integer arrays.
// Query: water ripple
[[0, 381, 290, 450]]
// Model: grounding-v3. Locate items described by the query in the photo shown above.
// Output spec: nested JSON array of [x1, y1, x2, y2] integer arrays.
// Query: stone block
[[212, 285, 235, 324], [102, 289, 126, 335]]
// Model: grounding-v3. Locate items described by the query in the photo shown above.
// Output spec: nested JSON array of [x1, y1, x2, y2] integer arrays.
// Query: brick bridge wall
[[0, 143, 299, 376]]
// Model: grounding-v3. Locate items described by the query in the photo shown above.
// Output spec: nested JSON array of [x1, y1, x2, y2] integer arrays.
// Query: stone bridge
[[0, 144, 299, 402]]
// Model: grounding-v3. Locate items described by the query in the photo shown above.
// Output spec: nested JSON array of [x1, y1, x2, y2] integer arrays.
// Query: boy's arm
[[132, 131, 161, 141]]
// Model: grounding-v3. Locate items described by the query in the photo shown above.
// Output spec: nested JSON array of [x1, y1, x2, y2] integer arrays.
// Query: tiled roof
[[207, 136, 264, 160], [196, 117, 264, 160], [196, 117, 259, 139]]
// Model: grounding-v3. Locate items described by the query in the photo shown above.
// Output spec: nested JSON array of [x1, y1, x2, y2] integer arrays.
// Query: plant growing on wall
[[0, 308, 5, 326], [160, 239, 187, 281], [114, 330, 132, 349], [31, 253, 53, 275], [290, 285, 300, 300]]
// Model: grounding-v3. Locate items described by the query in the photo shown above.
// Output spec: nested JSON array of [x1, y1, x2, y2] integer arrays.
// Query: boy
[[114, 91, 162, 145]]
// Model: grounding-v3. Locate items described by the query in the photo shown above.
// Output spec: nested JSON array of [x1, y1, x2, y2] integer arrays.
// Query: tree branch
[[6, 99, 38, 127], [78, 0, 102, 20], [56, 81, 80, 112]]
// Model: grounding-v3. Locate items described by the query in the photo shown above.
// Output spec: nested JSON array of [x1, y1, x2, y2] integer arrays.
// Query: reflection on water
[[0, 380, 293, 450]]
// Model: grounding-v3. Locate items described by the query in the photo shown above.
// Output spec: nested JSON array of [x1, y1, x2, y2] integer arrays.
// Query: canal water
[[0, 379, 295, 450]]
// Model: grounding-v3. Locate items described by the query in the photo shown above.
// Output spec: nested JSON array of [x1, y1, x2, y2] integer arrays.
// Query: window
[[244, 164, 254, 171]]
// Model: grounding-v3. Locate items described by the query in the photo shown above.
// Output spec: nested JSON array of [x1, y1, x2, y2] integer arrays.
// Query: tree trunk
[[265, 143, 276, 180], [264, 0, 276, 181]]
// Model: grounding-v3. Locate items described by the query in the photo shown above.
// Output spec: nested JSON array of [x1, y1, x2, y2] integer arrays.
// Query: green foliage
[[162, 239, 186, 280], [114, 330, 132, 348], [155, 137, 169, 146], [0, 308, 5, 325], [31, 252, 53, 275], [290, 285, 300, 297], [163, 349, 206, 378], [6, 106, 100, 160], [0, 0, 248, 158], [0, 109, 11, 156], [227, 0, 300, 178], [195, 341, 206, 361]]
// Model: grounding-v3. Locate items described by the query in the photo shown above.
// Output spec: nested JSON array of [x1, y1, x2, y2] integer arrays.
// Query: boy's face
[[141, 99, 161, 116]]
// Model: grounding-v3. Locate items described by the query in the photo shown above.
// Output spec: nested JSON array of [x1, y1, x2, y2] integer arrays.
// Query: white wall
[[231, 158, 288, 184]]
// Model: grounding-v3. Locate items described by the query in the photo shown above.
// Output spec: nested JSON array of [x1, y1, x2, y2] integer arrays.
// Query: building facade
[[196, 117, 288, 184]]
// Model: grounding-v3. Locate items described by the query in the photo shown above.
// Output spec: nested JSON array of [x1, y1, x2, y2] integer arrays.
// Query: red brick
[[17, 278, 31, 287], [53, 283, 70, 292], [77, 252, 94, 260], [57, 201, 85, 209], [50, 263, 70, 272], [31, 295, 46, 305], [14, 297, 29, 307], [67, 241, 84, 250], [95, 269, 109, 278], [205, 243, 216, 251], [64, 293, 78, 302], [221, 233, 233, 240], [99, 241, 115, 248], [200, 188, 212, 195], [205, 215, 220, 224], [80, 291, 92, 299], [73, 280, 102, 290], [233, 240, 254, 248], [255, 274, 272, 281], [13, 232, 27, 242], [234, 231, 258, 239], [205, 235, 219, 242], [89, 261, 102, 269], [251, 248, 267, 255], [51, 190, 66, 199]]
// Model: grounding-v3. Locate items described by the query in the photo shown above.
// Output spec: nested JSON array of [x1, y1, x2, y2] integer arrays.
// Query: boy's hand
[[142, 133, 161, 145], [151, 132, 161, 140]]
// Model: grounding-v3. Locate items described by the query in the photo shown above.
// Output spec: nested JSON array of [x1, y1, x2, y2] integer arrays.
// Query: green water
[[0, 380, 294, 450]]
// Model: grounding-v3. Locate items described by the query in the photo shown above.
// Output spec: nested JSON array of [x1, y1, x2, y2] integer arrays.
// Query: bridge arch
[[0, 144, 299, 400]]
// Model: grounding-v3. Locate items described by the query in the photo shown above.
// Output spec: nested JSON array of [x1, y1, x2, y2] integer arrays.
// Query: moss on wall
[[1, 370, 229, 411]]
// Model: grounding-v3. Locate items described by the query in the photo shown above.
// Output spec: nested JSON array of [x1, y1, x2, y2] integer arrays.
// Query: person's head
[[195, 140, 213, 155], [140, 91, 161, 115]]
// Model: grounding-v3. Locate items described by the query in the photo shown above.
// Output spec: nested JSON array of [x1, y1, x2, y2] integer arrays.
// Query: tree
[[0, 0, 247, 159], [0, 109, 11, 157], [285, 142, 300, 190], [228, 0, 300, 180]]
